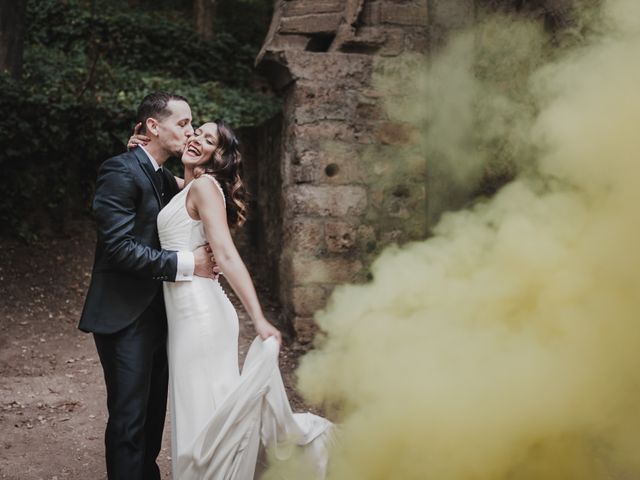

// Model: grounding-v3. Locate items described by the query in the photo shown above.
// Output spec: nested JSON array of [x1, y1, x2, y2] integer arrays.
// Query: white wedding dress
[[157, 175, 333, 479]]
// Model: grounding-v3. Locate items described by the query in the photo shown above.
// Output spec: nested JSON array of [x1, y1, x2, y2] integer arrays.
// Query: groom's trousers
[[94, 292, 168, 480]]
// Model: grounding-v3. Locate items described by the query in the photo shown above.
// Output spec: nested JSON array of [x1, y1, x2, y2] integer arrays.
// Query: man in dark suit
[[79, 92, 216, 480]]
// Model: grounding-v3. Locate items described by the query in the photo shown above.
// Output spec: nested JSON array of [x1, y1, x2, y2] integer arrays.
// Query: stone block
[[292, 84, 359, 124], [374, 121, 419, 145], [290, 140, 367, 185], [292, 316, 320, 344], [332, 25, 386, 54], [357, 224, 378, 253], [283, 218, 324, 254], [325, 220, 357, 252], [279, 13, 343, 34], [355, 101, 387, 122], [283, 0, 345, 16], [403, 30, 429, 53], [290, 147, 317, 183], [360, 1, 381, 25], [380, 3, 428, 26], [294, 121, 375, 144], [430, 0, 474, 30], [287, 185, 367, 217], [290, 253, 364, 284], [429, 0, 474, 49], [290, 285, 330, 316], [380, 28, 405, 56], [285, 51, 373, 84], [380, 229, 406, 245], [360, 87, 385, 99], [272, 34, 311, 51]]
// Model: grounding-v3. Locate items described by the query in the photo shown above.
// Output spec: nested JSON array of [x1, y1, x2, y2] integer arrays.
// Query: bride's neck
[[183, 166, 195, 186]]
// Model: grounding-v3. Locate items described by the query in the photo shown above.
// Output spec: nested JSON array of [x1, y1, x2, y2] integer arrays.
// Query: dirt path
[[0, 220, 315, 480]]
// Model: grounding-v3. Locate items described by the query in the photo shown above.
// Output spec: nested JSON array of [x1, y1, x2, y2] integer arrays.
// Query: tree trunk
[[194, 0, 217, 40], [0, 0, 26, 78]]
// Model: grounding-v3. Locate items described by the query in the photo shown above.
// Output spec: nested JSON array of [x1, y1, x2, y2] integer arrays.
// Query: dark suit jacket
[[79, 148, 180, 334]]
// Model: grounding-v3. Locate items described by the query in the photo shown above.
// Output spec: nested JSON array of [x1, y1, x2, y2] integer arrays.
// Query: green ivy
[[0, 0, 280, 240]]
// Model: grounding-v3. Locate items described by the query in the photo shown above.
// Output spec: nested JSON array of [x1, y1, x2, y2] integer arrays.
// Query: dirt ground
[[0, 219, 317, 480]]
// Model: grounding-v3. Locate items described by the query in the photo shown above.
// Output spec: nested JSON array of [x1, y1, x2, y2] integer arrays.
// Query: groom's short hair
[[136, 91, 189, 134]]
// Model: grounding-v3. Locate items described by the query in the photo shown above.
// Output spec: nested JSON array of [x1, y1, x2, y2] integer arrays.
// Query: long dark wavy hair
[[194, 120, 247, 228]]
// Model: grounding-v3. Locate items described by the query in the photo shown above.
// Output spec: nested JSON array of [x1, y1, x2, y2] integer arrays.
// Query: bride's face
[[182, 122, 219, 167]]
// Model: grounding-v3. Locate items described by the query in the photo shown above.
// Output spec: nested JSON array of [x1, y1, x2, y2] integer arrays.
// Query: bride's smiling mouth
[[185, 143, 201, 157]]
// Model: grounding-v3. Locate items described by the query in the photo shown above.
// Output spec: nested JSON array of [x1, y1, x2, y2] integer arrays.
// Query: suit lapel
[[133, 147, 163, 207]]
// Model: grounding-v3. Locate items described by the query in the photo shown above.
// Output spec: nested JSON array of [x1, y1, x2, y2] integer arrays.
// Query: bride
[[134, 120, 333, 479]]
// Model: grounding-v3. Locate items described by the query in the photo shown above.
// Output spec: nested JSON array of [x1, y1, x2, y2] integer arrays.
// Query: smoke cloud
[[268, 0, 640, 478]]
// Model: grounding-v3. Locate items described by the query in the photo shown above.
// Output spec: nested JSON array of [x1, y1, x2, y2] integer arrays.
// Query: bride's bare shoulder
[[190, 175, 225, 205]]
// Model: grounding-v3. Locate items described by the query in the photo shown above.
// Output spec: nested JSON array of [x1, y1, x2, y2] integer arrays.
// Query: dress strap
[[201, 174, 226, 207]]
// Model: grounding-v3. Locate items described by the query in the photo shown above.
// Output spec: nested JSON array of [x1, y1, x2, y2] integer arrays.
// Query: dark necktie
[[156, 168, 166, 203]]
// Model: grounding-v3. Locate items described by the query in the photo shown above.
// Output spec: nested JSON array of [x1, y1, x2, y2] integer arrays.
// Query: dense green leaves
[[27, 0, 259, 87], [0, 0, 279, 240]]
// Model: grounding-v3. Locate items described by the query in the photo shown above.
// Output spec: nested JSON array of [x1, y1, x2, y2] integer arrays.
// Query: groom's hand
[[194, 244, 220, 279]]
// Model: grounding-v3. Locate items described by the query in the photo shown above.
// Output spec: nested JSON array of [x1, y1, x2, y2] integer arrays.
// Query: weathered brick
[[360, 1, 381, 25], [287, 185, 367, 217], [380, 3, 428, 26], [380, 229, 406, 244], [325, 220, 357, 252], [403, 30, 429, 52], [290, 253, 364, 284], [292, 316, 320, 344], [279, 13, 343, 34], [294, 121, 376, 144], [357, 224, 377, 252], [291, 140, 366, 185], [355, 101, 387, 122], [283, 218, 325, 254], [333, 25, 386, 53], [271, 34, 311, 51], [283, 0, 344, 16], [430, 0, 474, 30], [292, 84, 359, 124], [374, 121, 419, 145], [290, 285, 330, 316], [285, 51, 373, 84], [380, 28, 405, 56]]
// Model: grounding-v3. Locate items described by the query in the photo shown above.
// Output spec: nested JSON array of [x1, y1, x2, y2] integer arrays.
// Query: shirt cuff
[[175, 251, 194, 281]]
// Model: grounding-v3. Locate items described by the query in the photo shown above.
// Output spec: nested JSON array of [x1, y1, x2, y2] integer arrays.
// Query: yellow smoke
[[268, 0, 640, 478]]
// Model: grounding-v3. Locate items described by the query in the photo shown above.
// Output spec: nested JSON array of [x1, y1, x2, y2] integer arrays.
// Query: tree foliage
[[0, 0, 279, 240]]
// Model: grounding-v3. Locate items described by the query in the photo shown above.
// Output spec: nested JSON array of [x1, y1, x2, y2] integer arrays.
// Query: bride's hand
[[127, 122, 151, 150], [254, 319, 282, 345]]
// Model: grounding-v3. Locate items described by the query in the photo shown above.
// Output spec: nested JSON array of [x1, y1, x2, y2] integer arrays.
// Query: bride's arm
[[188, 178, 282, 343]]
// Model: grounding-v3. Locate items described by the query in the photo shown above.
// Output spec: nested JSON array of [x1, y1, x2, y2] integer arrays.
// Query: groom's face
[[156, 100, 194, 157]]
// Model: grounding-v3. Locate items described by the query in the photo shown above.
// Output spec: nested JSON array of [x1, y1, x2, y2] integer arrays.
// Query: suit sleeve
[[92, 157, 178, 281]]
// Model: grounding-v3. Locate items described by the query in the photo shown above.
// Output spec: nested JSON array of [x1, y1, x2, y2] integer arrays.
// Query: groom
[[79, 92, 216, 480]]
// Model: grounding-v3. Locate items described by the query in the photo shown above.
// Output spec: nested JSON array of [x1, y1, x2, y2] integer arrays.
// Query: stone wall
[[251, 0, 573, 341], [250, 0, 467, 342]]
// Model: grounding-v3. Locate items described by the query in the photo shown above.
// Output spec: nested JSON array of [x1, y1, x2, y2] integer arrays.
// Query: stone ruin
[[240, 0, 576, 341]]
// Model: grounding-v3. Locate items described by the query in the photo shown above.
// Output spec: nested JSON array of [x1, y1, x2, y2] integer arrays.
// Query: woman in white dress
[[152, 120, 333, 479]]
